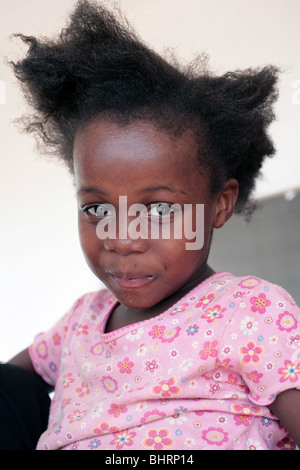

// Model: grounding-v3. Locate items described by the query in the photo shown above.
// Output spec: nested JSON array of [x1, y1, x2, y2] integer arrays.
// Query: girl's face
[[73, 119, 237, 311]]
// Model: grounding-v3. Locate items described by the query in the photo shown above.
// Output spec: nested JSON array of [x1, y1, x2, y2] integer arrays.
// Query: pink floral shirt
[[29, 272, 300, 450]]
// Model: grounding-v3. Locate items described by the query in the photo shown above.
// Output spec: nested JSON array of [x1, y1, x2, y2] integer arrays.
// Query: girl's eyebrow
[[77, 185, 189, 196], [140, 185, 189, 196], [77, 187, 107, 196]]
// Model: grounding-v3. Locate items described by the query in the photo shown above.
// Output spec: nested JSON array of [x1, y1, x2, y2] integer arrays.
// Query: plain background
[[0, 0, 299, 361]]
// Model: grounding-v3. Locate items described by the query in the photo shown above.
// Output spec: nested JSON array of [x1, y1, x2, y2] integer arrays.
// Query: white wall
[[1, 0, 299, 361]]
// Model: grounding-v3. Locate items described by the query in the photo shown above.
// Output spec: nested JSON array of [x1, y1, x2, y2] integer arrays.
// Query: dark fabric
[[0, 363, 50, 450]]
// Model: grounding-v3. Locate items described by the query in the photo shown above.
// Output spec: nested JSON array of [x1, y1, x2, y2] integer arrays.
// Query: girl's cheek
[[79, 221, 100, 250]]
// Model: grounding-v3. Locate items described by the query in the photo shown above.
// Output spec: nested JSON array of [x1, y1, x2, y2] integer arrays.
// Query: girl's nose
[[101, 200, 150, 255], [103, 235, 148, 255]]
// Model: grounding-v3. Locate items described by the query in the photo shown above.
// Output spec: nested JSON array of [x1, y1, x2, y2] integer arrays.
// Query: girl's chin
[[110, 287, 165, 312]]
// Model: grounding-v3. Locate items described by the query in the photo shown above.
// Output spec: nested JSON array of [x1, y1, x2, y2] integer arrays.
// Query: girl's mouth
[[106, 271, 155, 289]]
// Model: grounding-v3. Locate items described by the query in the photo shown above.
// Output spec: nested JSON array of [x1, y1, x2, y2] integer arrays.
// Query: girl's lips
[[107, 272, 155, 289]]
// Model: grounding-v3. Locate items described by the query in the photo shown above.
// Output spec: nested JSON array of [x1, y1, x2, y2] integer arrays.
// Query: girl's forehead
[[73, 118, 210, 201], [73, 118, 201, 173]]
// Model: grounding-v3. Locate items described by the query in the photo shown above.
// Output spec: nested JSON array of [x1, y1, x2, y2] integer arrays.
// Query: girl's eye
[[83, 204, 115, 219], [148, 203, 174, 217]]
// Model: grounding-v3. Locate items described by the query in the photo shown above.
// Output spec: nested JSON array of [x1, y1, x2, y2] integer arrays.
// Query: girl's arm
[[9, 348, 36, 374], [268, 388, 300, 448], [8, 348, 54, 393]]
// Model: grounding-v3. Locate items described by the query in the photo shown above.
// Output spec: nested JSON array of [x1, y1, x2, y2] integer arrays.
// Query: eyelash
[[81, 202, 178, 221], [81, 203, 115, 220]]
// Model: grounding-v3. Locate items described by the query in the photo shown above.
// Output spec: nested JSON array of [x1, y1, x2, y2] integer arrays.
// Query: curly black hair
[[10, 0, 279, 215]]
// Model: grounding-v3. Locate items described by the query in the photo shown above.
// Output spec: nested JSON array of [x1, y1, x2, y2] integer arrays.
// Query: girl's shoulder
[[193, 271, 299, 314], [209, 274, 300, 406], [205, 272, 297, 304]]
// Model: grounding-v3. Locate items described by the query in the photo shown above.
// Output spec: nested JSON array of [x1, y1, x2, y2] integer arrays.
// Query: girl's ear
[[213, 178, 239, 229]]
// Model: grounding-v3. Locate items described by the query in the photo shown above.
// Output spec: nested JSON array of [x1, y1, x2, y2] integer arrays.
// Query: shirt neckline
[[99, 271, 232, 341]]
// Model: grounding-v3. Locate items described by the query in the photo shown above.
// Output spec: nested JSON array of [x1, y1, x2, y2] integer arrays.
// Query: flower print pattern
[[232, 403, 262, 416], [108, 403, 128, 418], [160, 326, 181, 343], [186, 324, 199, 335], [201, 305, 226, 323], [194, 293, 215, 309], [240, 316, 258, 336], [92, 421, 120, 436], [74, 381, 91, 398], [126, 327, 144, 341], [143, 428, 174, 450], [245, 370, 263, 383], [245, 438, 264, 450], [276, 312, 298, 332], [168, 348, 179, 359], [238, 277, 261, 289], [250, 293, 271, 314], [118, 357, 134, 374], [227, 374, 239, 386], [170, 303, 189, 315], [287, 333, 300, 350], [52, 332, 61, 345], [276, 436, 297, 450], [90, 402, 103, 419], [202, 427, 229, 446], [29, 274, 299, 450], [101, 376, 118, 394], [199, 340, 218, 361], [151, 377, 181, 398], [148, 324, 166, 339], [166, 409, 187, 426], [36, 340, 48, 359], [63, 373, 74, 388], [110, 429, 136, 449], [234, 414, 253, 426], [208, 382, 221, 396], [75, 324, 90, 336], [90, 343, 104, 356], [67, 409, 87, 423], [140, 409, 166, 424], [261, 417, 271, 427], [220, 344, 233, 357], [89, 439, 101, 449], [278, 360, 300, 383], [143, 358, 161, 375], [239, 341, 264, 365]]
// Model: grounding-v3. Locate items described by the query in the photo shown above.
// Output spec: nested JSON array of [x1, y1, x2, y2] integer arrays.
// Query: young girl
[[5, 0, 300, 450]]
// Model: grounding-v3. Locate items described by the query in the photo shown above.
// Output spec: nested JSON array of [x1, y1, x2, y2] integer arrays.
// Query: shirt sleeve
[[221, 278, 300, 406], [29, 293, 94, 386]]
